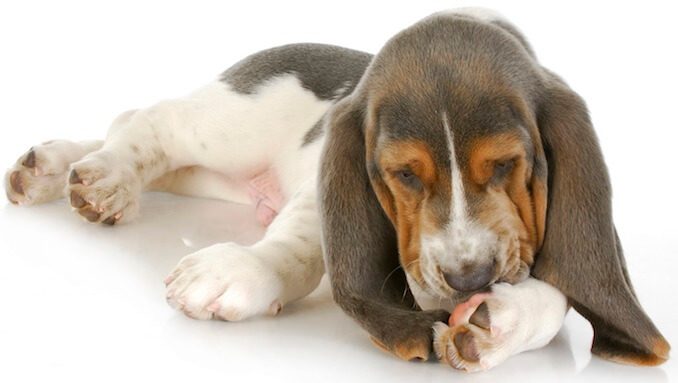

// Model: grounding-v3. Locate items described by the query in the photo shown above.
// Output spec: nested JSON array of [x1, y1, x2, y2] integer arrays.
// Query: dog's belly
[[154, 165, 286, 226], [144, 71, 334, 226], [247, 168, 284, 226]]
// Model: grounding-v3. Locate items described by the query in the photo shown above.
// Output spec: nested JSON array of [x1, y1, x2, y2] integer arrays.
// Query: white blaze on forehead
[[442, 112, 468, 225], [438, 112, 499, 265], [412, 113, 499, 297]]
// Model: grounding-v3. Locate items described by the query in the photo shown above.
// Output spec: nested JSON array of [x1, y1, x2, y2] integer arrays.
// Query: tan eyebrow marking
[[468, 132, 527, 185], [377, 140, 437, 185]]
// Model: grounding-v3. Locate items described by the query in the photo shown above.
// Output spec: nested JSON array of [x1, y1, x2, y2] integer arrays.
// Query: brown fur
[[467, 132, 537, 281], [319, 12, 669, 366], [372, 139, 447, 285], [532, 76, 670, 365], [320, 96, 450, 357], [371, 335, 431, 361]]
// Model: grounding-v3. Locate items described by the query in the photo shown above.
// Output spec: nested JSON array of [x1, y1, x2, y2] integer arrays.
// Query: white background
[[0, 1, 676, 382]]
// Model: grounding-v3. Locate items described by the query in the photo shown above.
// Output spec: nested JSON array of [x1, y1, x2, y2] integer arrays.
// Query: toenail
[[78, 207, 101, 222], [69, 169, 83, 184], [102, 216, 117, 225], [7, 191, 18, 204]]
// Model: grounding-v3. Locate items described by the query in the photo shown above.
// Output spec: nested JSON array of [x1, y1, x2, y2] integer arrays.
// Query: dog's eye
[[492, 160, 514, 182], [394, 169, 422, 189]]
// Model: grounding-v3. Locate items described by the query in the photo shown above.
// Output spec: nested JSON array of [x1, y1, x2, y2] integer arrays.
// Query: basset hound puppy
[[5, 8, 669, 372], [319, 9, 670, 370]]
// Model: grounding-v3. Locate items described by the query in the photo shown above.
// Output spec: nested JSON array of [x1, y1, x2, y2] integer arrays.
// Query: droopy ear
[[319, 95, 449, 361], [532, 73, 670, 366]]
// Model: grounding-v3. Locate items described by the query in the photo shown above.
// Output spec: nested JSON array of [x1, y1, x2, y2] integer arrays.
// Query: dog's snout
[[443, 260, 495, 292]]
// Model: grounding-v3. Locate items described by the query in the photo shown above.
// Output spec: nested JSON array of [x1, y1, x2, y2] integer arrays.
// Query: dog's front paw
[[66, 153, 141, 225], [165, 243, 283, 321], [433, 285, 522, 372], [5, 140, 88, 205]]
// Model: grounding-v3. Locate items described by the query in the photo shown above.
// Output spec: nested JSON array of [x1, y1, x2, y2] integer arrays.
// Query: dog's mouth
[[414, 240, 527, 298]]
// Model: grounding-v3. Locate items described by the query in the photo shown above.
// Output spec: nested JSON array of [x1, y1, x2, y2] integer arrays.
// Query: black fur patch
[[221, 43, 372, 100]]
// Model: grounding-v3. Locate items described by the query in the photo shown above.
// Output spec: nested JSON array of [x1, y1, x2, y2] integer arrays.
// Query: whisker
[[380, 259, 420, 295], [380, 265, 403, 294], [401, 283, 409, 303]]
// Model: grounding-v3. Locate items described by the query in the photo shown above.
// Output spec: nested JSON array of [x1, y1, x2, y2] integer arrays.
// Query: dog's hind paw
[[433, 286, 521, 372], [66, 152, 142, 225], [5, 140, 99, 205]]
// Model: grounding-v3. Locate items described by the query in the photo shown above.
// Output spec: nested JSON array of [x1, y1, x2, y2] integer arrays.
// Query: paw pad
[[453, 328, 479, 362], [9, 171, 24, 195]]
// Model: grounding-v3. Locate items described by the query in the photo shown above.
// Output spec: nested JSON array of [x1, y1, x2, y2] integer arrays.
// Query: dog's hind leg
[[146, 166, 251, 204], [62, 104, 186, 225], [62, 74, 331, 225]]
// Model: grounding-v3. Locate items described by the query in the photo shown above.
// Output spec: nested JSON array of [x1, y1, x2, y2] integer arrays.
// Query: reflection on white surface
[[0, 193, 674, 383]]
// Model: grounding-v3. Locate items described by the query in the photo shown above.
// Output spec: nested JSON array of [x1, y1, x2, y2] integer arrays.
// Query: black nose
[[443, 261, 495, 292]]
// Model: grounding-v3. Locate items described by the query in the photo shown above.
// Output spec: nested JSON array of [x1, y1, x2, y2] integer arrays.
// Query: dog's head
[[320, 11, 669, 365]]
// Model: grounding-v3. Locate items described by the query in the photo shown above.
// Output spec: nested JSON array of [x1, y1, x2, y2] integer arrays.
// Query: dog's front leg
[[433, 277, 568, 372], [165, 180, 325, 320]]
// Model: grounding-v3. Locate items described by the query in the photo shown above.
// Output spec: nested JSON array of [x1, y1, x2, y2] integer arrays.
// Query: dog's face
[[362, 18, 546, 297], [369, 95, 542, 296]]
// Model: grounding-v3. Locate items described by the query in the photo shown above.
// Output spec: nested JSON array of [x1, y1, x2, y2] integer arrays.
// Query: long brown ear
[[532, 73, 670, 366], [318, 95, 449, 361]]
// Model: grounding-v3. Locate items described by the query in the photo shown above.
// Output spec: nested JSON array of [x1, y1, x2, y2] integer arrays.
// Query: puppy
[[5, 8, 669, 372], [319, 8, 670, 370]]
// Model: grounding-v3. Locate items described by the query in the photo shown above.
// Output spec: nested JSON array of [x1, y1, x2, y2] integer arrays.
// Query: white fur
[[165, 179, 323, 320], [8, 73, 330, 318], [155, 77, 328, 317], [98, 75, 330, 198]]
